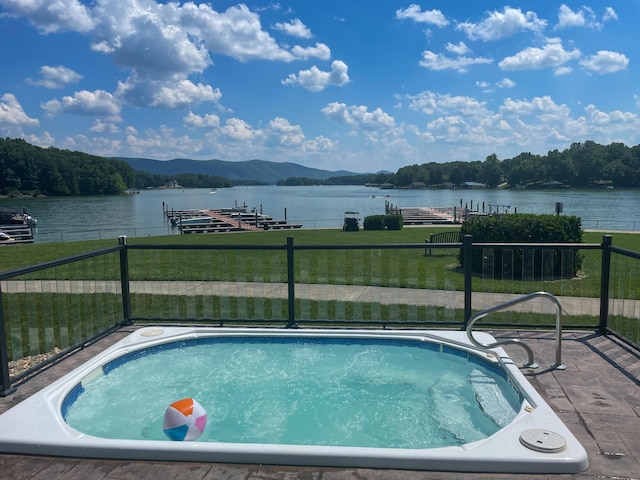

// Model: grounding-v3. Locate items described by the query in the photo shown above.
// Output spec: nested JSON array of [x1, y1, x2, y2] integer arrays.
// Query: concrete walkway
[[1, 326, 639, 480], [2, 279, 639, 319]]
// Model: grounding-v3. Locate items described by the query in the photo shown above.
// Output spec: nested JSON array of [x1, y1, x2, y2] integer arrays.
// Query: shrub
[[363, 214, 403, 230], [458, 214, 583, 279]]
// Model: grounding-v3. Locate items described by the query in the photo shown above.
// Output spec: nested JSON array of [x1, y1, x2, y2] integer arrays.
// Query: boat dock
[[0, 208, 36, 245], [398, 207, 459, 225], [165, 205, 302, 234]]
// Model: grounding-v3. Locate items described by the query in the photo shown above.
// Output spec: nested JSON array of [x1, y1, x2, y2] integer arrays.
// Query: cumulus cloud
[[178, 3, 295, 62], [579, 51, 629, 74], [395, 5, 449, 27], [499, 39, 581, 71], [266, 117, 305, 147], [282, 60, 349, 92], [321, 102, 396, 131], [116, 77, 222, 109], [291, 42, 331, 60], [419, 51, 492, 72], [41, 89, 121, 118], [272, 18, 312, 39], [89, 119, 120, 133], [556, 4, 618, 29], [0, 0, 95, 33], [445, 41, 471, 55], [0, 93, 39, 128], [404, 91, 489, 116], [27, 65, 83, 89], [183, 111, 221, 128], [221, 118, 261, 141], [457, 6, 547, 41], [496, 78, 516, 88]]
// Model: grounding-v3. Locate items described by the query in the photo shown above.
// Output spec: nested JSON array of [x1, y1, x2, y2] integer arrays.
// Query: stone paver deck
[[1, 326, 639, 480]]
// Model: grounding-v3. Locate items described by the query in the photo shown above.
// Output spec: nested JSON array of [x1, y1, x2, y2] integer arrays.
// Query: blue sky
[[0, 1, 637, 173]]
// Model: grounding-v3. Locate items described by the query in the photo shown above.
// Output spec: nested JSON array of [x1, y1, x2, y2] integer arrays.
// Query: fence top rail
[[471, 242, 600, 250], [609, 245, 640, 260], [0, 245, 122, 281]]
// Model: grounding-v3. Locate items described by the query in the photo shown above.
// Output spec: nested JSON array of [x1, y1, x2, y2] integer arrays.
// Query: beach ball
[[162, 398, 207, 441]]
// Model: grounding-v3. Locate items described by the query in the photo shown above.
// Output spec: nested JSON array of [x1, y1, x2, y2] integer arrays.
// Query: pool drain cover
[[520, 429, 567, 453]]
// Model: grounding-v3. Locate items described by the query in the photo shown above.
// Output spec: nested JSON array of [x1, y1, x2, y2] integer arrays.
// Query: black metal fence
[[1, 234, 638, 395]]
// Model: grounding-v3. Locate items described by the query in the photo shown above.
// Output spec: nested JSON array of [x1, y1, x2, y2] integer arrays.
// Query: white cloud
[[41, 89, 121, 118], [89, 119, 120, 133], [496, 78, 516, 88], [419, 51, 492, 73], [116, 78, 222, 109], [404, 91, 489, 117], [556, 4, 618, 29], [266, 117, 305, 147], [321, 102, 396, 131], [221, 118, 262, 141], [603, 7, 618, 23], [282, 60, 349, 92], [183, 111, 221, 128], [554, 66, 573, 76], [0, 93, 39, 128], [273, 18, 312, 39], [179, 2, 295, 62], [457, 6, 547, 41], [579, 51, 629, 74], [499, 96, 570, 120], [291, 42, 331, 61], [0, 0, 94, 33], [24, 131, 55, 147], [556, 4, 595, 29], [395, 5, 449, 27], [27, 65, 83, 89], [445, 41, 471, 55], [499, 39, 581, 71]]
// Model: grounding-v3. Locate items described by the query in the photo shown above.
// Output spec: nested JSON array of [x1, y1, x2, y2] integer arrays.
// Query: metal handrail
[[466, 291, 566, 370]]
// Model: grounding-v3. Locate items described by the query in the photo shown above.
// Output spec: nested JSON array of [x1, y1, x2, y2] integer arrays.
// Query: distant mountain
[[117, 157, 359, 184]]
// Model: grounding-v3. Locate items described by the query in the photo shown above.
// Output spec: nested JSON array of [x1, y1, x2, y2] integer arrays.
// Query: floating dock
[[165, 206, 302, 234], [0, 208, 36, 245], [398, 207, 459, 225]]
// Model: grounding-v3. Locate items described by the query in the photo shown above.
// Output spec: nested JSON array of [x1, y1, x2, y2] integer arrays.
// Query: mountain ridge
[[117, 157, 359, 184]]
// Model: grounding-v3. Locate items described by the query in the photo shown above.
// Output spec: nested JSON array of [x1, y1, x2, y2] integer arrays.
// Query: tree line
[[280, 141, 640, 188], [4, 137, 640, 196], [0, 138, 233, 196]]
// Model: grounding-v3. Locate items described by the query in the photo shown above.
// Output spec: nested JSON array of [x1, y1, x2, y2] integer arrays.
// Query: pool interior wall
[[0, 327, 588, 474]]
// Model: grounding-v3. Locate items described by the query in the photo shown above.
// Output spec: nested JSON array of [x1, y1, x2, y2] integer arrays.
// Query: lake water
[[2, 185, 640, 243]]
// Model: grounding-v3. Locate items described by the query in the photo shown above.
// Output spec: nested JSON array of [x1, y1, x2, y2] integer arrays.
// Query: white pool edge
[[0, 327, 589, 473]]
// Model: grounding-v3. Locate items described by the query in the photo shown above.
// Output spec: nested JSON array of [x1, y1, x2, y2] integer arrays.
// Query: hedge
[[363, 214, 404, 230], [458, 214, 583, 279]]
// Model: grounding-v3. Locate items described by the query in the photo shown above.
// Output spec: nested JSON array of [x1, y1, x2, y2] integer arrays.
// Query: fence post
[[598, 235, 612, 335], [119, 236, 132, 325], [463, 234, 473, 329], [0, 285, 17, 396], [286, 236, 298, 328]]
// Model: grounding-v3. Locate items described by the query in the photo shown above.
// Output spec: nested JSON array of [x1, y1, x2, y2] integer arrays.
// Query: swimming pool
[[0, 327, 588, 473]]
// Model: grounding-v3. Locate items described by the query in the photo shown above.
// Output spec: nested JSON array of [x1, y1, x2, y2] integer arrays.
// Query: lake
[[2, 185, 640, 243]]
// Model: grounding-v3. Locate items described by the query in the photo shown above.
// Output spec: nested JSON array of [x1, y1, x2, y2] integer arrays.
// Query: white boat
[[209, 189, 217, 194], [0, 232, 15, 243]]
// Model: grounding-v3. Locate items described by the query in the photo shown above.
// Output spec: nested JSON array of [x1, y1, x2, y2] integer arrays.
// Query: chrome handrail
[[466, 291, 566, 370]]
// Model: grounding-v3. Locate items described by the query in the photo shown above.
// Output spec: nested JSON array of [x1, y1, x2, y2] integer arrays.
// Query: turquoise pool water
[[63, 336, 521, 449]]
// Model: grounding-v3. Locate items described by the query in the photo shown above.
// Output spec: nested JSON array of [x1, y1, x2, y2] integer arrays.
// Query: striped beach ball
[[162, 398, 207, 441]]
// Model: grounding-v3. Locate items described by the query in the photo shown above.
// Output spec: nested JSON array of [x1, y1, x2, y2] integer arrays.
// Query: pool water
[[63, 337, 521, 448]]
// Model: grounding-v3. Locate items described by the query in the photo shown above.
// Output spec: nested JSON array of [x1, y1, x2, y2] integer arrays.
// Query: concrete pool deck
[[1, 326, 639, 480]]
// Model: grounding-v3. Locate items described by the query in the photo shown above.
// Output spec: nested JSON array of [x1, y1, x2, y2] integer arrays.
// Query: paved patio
[[1, 326, 639, 480]]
